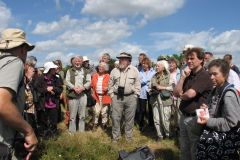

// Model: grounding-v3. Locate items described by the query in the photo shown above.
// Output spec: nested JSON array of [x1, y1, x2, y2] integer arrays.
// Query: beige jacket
[[108, 65, 141, 97]]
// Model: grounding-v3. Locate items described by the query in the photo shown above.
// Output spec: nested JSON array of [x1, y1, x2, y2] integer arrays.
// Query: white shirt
[[228, 69, 240, 92], [96, 75, 104, 94]]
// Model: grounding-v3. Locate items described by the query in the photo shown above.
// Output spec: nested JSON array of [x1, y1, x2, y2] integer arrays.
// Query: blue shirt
[[139, 68, 156, 99]]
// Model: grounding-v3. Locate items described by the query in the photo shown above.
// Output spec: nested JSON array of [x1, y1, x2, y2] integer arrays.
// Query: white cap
[[43, 62, 58, 73], [183, 44, 194, 51], [83, 56, 89, 62]]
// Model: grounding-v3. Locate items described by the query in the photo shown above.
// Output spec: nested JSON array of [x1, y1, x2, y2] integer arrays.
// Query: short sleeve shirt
[[0, 56, 24, 146], [179, 68, 213, 113]]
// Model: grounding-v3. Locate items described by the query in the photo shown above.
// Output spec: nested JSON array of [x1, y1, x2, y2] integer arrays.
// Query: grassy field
[[33, 122, 180, 160]]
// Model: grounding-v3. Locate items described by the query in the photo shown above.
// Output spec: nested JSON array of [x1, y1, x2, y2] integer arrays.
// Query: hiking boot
[[92, 124, 98, 132], [126, 138, 133, 143], [139, 126, 145, 132], [101, 124, 107, 131], [156, 136, 163, 142], [112, 139, 118, 144]]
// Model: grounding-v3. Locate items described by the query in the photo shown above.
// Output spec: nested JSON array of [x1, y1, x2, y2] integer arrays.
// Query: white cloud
[[151, 30, 213, 52], [58, 19, 131, 48], [34, 40, 63, 52], [151, 29, 240, 64], [33, 16, 131, 50], [66, 0, 82, 6], [0, 1, 12, 31], [45, 51, 75, 63], [54, 0, 61, 9], [27, 20, 32, 26], [81, 0, 185, 22], [32, 15, 80, 35], [209, 30, 240, 53], [90, 42, 146, 65]]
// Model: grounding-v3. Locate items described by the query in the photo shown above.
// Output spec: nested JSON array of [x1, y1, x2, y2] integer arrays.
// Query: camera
[[118, 86, 125, 97]]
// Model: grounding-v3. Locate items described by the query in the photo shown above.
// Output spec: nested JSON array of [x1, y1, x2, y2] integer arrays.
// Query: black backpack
[[118, 146, 155, 160]]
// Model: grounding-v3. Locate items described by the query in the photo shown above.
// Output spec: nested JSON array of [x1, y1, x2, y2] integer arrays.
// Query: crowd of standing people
[[1, 28, 240, 160]]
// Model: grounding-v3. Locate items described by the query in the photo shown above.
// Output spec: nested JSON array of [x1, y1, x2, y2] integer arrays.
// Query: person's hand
[[103, 87, 108, 92], [47, 86, 53, 92], [74, 87, 81, 94], [197, 115, 209, 124], [182, 66, 191, 78], [78, 87, 85, 94], [24, 130, 38, 160], [157, 85, 165, 90], [197, 106, 209, 125]]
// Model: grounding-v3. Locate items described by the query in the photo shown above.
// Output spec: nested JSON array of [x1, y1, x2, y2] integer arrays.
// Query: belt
[[181, 112, 196, 117]]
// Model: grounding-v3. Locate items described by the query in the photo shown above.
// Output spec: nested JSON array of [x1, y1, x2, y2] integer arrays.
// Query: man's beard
[[74, 65, 81, 69], [119, 64, 127, 70], [83, 63, 89, 68]]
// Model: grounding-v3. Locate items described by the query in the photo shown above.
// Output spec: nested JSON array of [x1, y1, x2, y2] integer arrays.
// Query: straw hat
[[0, 28, 34, 51]]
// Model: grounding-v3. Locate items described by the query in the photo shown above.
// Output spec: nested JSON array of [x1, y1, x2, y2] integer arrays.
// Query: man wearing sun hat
[[108, 52, 141, 143], [83, 56, 96, 75], [0, 28, 38, 159]]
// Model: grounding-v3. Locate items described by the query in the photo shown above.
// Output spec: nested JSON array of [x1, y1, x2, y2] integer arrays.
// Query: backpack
[[0, 55, 19, 69], [118, 146, 155, 160], [0, 55, 23, 160], [214, 83, 240, 117], [0, 55, 24, 100]]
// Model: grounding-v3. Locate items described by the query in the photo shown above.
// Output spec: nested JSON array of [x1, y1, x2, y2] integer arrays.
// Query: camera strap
[[119, 71, 128, 87]]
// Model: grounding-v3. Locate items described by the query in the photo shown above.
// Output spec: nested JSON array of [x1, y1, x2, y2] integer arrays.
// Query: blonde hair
[[156, 60, 169, 73]]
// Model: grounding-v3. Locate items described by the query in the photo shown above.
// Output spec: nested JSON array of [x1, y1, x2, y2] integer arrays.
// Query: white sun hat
[[43, 61, 58, 74], [183, 44, 194, 51], [83, 56, 90, 62]]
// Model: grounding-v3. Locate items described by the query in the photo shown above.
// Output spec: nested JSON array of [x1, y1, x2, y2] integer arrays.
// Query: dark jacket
[[34, 74, 63, 110]]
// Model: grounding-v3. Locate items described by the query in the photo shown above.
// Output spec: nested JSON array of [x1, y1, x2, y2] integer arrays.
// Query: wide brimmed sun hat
[[116, 52, 132, 59], [83, 56, 90, 62], [0, 28, 34, 51]]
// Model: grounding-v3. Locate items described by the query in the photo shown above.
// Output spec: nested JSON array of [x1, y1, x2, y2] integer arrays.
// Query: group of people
[[1, 28, 240, 160]]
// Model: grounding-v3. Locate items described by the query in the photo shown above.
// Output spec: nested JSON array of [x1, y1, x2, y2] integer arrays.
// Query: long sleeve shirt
[[139, 68, 155, 99], [207, 89, 240, 132], [108, 65, 141, 97]]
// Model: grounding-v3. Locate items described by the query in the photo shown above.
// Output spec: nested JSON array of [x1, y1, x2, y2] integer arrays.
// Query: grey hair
[[26, 56, 37, 67], [99, 62, 109, 71], [102, 53, 111, 60], [74, 55, 83, 60]]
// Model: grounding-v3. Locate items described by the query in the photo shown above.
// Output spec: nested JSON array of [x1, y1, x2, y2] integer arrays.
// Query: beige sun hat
[[0, 28, 34, 51], [116, 52, 132, 59]]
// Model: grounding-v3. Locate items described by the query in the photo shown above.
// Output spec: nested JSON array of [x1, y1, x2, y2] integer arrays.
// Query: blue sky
[[0, 0, 240, 66]]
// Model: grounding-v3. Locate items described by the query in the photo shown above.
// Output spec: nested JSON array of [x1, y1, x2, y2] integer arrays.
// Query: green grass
[[33, 122, 180, 160]]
